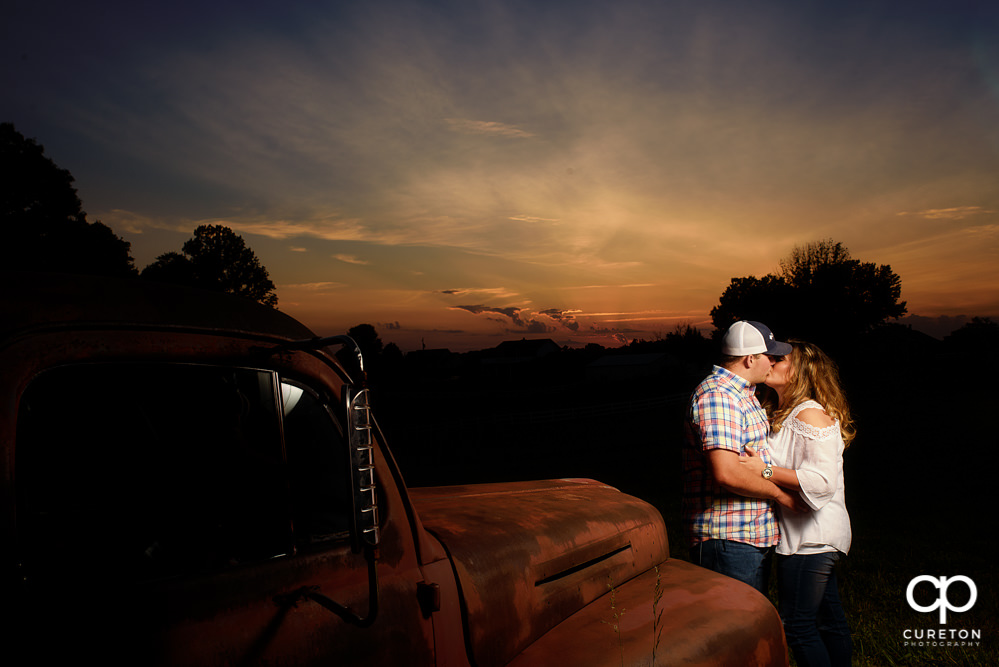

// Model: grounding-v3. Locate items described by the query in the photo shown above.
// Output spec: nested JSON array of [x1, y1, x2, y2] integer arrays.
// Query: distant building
[[481, 338, 561, 365]]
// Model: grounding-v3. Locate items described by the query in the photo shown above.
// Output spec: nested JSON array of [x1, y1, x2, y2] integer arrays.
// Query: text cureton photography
[[904, 575, 983, 650]]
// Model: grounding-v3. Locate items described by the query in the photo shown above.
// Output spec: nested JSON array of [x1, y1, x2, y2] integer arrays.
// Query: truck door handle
[[417, 582, 440, 617]]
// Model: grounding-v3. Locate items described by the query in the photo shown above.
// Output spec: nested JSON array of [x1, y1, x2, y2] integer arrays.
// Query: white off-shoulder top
[[767, 400, 852, 556]]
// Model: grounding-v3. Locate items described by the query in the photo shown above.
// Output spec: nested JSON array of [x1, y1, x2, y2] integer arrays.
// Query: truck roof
[[2, 271, 315, 342]]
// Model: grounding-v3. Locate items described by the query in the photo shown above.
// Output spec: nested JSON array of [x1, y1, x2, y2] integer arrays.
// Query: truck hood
[[409, 478, 668, 667]]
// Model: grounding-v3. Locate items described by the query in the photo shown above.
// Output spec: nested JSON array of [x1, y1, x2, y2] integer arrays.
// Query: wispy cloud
[[897, 206, 991, 220], [218, 218, 369, 241], [452, 304, 528, 327], [597, 314, 700, 323], [444, 118, 534, 138], [333, 254, 369, 265], [508, 215, 561, 224], [538, 307, 581, 331], [281, 281, 346, 291], [438, 287, 520, 299], [450, 304, 559, 333], [569, 283, 657, 290], [451, 303, 589, 333], [102, 210, 190, 235]]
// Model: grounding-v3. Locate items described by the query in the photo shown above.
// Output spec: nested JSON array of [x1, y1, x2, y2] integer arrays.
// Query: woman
[[750, 340, 854, 667]]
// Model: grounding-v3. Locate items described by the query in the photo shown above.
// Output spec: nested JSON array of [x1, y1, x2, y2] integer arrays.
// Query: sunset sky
[[4, 0, 998, 352]]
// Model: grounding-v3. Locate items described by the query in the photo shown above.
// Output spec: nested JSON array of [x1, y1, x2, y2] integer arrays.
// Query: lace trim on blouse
[[783, 400, 840, 440]]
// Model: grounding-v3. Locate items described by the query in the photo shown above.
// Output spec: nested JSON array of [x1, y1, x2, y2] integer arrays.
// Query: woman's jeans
[[777, 551, 852, 667]]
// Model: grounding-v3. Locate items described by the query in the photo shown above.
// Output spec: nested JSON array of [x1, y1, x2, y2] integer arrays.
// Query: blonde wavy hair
[[767, 340, 856, 448]]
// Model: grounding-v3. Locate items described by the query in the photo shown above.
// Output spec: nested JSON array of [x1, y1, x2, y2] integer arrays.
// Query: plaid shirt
[[681, 365, 779, 548]]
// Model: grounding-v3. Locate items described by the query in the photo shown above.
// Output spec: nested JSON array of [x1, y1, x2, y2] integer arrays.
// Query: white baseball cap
[[722, 320, 792, 356]]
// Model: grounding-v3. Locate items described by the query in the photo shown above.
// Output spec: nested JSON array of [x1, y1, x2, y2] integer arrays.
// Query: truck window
[[15, 363, 351, 590], [279, 380, 353, 546]]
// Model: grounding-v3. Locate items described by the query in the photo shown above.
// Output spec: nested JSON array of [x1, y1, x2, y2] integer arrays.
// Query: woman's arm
[[791, 408, 842, 510], [742, 446, 800, 490], [769, 464, 800, 491]]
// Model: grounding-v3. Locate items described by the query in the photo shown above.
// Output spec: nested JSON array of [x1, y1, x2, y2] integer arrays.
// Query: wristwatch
[[762, 466, 773, 480]]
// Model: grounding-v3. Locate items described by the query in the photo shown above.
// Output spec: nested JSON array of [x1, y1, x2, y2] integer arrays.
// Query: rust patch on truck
[[506, 560, 788, 667], [411, 479, 670, 667]]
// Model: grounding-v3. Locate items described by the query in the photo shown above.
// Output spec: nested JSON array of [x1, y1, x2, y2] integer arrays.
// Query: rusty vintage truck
[[1, 272, 787, 666]]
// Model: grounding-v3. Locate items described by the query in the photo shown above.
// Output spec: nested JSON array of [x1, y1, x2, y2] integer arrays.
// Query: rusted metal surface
[[410, 479, 670, 667], [506, 559, 788, 666]]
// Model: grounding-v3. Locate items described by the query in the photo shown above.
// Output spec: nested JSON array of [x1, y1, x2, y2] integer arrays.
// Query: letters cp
[[906, 575, 977, 624]]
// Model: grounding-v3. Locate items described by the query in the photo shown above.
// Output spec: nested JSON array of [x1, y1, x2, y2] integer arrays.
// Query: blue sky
[[4, 0, 998, 351]]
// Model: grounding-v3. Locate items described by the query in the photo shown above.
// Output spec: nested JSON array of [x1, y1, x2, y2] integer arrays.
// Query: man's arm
[[708, 449, 804, 512]]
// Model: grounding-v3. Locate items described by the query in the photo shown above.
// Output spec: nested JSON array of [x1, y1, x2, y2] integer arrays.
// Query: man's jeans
[[777, 551, 852, 667], [689, 539, 773, 595]]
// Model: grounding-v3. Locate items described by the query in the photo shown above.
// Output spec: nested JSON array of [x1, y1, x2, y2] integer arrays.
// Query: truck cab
[[1, 272, 787, 666]]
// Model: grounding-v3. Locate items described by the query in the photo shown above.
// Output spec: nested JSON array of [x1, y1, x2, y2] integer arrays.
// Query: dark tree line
[[710, 239, 907, 351], [1, 122, 136, 277], [2, 123, 277, 307]]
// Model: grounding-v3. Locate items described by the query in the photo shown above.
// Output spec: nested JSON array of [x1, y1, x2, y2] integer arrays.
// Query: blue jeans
[[777, 552, 852, 667], [690, 539, 773, 595]]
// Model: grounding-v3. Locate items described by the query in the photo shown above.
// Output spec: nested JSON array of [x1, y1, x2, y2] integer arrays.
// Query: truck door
[[13, 361, 433, 666]]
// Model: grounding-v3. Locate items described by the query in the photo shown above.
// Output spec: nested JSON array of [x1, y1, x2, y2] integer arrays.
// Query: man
[[682, 320, 800, 595]]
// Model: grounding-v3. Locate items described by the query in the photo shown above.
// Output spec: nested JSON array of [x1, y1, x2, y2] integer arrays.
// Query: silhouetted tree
[[347, 324, 384, 361], [139, 251, 197, 287], [709, 275, 795, 338], [778, 239, 853, 287], [711, 240, 906, 350], [142, 224, 277, 307], [383, 342, 403, 364], [1, 122, 135, 275], [335, 324, 395, 385], [944, 317, 999, 357]]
